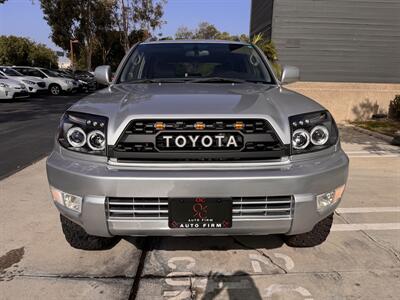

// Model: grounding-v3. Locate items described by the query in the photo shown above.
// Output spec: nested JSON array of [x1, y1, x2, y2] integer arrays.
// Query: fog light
[[317, 184, 346, 211], [50, 186, 82, 213]]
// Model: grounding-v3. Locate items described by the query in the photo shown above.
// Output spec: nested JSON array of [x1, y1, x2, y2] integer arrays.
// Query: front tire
[[284, 214, 333, 247], [60, 215, 120, 250], [49, 84, 61, 96]]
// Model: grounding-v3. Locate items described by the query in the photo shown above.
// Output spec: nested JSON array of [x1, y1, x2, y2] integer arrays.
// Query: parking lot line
[[331, 223, 400, 231], [348, 155, 400, 158], [336, 207, 400, 213]]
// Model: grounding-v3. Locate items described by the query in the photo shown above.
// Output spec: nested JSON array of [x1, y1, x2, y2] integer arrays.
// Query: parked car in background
[[56, 69, 97, 93], [73, 70, 97, 92], [50, 70, 80, 92], [0, 66, 47, 95], [0, 74, 29, 100], [13, 66, 75, 95]]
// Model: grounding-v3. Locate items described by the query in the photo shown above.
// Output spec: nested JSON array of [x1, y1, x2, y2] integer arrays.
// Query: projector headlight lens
[[87, 130, 105, 151], [311, 125, 329, 146], [292, 129, 311, 150], [66, 127, 86, 148]]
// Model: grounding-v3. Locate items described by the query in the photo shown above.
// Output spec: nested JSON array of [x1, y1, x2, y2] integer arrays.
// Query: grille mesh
[[110, 119, 288, 161], [106, 196, 293, 220]]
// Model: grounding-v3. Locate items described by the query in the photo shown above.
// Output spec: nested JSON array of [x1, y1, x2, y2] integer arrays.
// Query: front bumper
[[46, 147, 349, 237], [0, 88, 29, 99], [27, 86, 47, 94]]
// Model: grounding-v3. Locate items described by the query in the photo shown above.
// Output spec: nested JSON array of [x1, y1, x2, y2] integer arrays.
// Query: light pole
[[70, 40, 79, 70]]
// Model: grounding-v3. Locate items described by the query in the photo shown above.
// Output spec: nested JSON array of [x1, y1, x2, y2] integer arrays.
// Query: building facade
[[250, 0, 400, 83]]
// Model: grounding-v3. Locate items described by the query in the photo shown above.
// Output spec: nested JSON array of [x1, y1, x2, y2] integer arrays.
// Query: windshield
[[1, 68, 23, 77], [40, 69, 60, 77], [119, 43, 274, 84]]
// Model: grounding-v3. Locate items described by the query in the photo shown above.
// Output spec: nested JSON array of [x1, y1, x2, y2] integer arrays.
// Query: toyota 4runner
[[46, 40, 349, 250]]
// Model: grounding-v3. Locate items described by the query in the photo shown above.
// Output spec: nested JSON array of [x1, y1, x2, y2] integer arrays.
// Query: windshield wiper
[[188, 77, 246, 84], [129, 78, 187, 84]]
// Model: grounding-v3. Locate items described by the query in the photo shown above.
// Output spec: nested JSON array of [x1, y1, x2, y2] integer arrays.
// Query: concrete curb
[[347, 124, 394, 144]]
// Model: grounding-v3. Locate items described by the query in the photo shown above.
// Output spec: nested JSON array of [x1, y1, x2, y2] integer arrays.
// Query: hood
[[69, 83, 325, 145], [20, 76, 44, 83], [0, 78, 23, 88], [9, 76, 42, 84]]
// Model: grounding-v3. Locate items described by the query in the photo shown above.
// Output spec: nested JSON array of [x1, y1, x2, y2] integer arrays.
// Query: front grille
[[107, 197, 168, 219], [109, 119, 289, 161], [37, 82, 46, 88], [106, 196, 293, 220], [13, 91, 29, 98], [232, 196, 293, 218]]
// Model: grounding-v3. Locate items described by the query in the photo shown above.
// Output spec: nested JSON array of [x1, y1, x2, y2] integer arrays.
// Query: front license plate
[[168, 198, 232, 229]]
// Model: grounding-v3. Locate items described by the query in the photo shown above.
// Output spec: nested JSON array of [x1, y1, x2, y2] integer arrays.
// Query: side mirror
[[281, 66, 300, 85], [94, 65, 112, 85]]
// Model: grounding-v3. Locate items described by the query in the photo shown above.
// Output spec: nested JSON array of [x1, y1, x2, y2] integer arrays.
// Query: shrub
[[388, 95, 400, 120]]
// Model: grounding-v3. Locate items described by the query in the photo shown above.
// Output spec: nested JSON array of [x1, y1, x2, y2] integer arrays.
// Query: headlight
[[22, 80, 35, 85], [0, 83, 9, 88], [292, 129, 310, 150], [87, 130, 106, 150], [289, 111, 338, 154], [58, 112, 107, 155]]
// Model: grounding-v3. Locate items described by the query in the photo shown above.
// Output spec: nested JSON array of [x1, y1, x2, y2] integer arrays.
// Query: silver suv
[[46, 40, 349, 250]]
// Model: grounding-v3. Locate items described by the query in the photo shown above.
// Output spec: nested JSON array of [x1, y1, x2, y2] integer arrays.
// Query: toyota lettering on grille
[[155, 132, 244, 151]]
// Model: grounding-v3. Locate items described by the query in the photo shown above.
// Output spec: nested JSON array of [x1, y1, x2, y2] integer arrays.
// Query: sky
[[0, 0, 251, 52]]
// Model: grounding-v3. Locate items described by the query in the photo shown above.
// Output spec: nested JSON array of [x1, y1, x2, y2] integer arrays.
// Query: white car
[[0, 74, 30, 100], [0, 66, 47, 94], [13, 66, 75, 96]]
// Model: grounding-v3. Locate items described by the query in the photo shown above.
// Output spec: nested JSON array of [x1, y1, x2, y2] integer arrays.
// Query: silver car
[[46, 40, 349, 250], [0, 66, 47, 94]]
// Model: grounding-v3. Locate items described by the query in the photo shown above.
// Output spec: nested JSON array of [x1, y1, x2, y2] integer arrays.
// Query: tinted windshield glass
[[1, 68, 22, 76], [41, 69, 59, 77], [119, 43, 273, 83]]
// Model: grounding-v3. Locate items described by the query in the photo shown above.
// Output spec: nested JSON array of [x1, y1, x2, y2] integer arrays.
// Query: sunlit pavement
[[0, 126, 399, 299]]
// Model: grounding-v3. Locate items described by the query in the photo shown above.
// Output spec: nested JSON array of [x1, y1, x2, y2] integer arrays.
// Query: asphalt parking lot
[[0, 93, 85, 179], [0, 96, 399, 299]]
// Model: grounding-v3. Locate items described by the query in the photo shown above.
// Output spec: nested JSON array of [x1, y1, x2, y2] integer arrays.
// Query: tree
[[114, 0, 132, 53], [40, 0, 115, 70], [175, 26, 194, 40], [251, 33, 280, 76], [132, 0, 166, 33], [174, 22, 250, 43], [194, 22, 219, 39], [114, 0, 167, 53], [0, 35, 58, 68]]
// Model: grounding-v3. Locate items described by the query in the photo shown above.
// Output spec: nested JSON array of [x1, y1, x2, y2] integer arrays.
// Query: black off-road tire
[[284, 214, 333, 247], [60, 215, 120, 250]]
